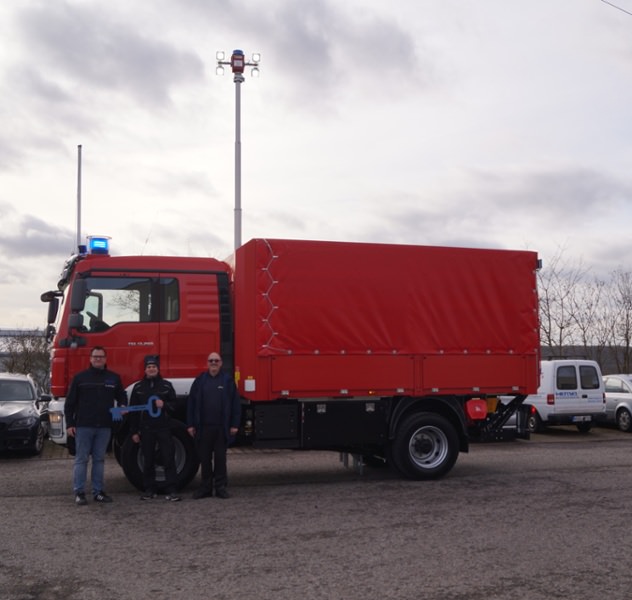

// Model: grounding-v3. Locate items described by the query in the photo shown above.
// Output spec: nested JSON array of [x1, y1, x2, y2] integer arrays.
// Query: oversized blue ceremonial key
[[110, 395, 162, 421]]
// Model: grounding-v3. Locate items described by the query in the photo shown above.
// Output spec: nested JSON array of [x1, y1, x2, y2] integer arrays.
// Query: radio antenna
[[76, 144, 82, 251]]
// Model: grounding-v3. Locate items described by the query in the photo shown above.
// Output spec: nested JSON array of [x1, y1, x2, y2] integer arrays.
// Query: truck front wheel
[[391, 412, 459, 480], [120, 422, 199, 491]]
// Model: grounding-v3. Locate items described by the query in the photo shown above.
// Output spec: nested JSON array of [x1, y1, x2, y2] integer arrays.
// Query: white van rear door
[[552, 363, 603, 417]]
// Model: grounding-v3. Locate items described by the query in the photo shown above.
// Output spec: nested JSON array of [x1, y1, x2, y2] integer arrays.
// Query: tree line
[[0, 331, 49, 392], [539, 250, 632, 373]]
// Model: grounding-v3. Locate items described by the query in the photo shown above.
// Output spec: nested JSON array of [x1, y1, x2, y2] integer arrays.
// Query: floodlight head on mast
[[216, 49, 261, 79]]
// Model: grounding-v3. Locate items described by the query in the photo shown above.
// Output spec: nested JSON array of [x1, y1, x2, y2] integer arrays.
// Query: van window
[[579, 365, 600, 390], [556, 366, 577, 390]]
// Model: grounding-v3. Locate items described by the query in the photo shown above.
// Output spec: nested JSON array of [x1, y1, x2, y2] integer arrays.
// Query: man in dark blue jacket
[[65, 346, 127, 505], [187, 351, 241, 499]]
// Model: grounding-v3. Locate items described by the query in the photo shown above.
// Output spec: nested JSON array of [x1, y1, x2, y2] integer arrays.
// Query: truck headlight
[[48, 412, 63, 424], [48, 411, 64, 436]]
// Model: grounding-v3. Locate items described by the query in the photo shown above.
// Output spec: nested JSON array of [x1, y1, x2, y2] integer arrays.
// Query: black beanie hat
[[144, 355, 159, 368]]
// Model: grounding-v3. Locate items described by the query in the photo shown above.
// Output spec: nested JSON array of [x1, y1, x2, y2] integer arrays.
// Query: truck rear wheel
[[391, 412, 459, 479], [120, 422, 199, 491]]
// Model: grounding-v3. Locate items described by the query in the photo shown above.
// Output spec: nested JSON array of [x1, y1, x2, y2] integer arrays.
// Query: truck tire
[[391, 412, 459, 480], [120, 422, 199, 491], [576, 422, 592, 433]]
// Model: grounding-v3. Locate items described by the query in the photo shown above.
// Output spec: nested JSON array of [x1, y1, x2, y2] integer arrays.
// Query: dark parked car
[[602, 374, 632, 432], [0, 373, 47, 454]]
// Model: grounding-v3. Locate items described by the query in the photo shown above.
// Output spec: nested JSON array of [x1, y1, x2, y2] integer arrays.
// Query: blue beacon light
[[87, 236, 111, 255]]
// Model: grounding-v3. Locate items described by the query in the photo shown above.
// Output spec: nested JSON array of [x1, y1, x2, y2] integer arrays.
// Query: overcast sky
[[2, 0, 632, 329]]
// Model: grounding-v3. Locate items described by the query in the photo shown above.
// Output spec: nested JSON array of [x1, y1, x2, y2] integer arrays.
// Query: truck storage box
[[233, 238, 540, 401], [301, 400, 388, 448]]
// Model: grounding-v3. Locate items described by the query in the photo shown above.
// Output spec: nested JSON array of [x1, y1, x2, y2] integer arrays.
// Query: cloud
[[0, 2, 208, 174], [0, 204, 73, 258], [353, 166, 632, 255], [15, 2, 204, 108], [179, 0, 430, 112], [0, 136, 25, 172], [2, 0, 632, 329], [508, 169, 630, 218], [267, 1, 430, 110]]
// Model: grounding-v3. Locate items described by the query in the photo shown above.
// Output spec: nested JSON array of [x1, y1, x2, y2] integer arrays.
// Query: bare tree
[[1, 331, 50, 392], [607, 269, 632, 373], [538, 250, 588, 355], [571, 276, 608, 363]]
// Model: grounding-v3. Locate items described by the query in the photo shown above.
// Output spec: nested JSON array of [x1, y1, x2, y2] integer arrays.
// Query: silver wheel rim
[[618, 410, 631, 431], [408, 425, 449, 470]]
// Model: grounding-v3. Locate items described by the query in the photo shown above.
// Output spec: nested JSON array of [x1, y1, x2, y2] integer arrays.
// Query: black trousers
[[196, 425, 228, 491], [140, 427, 177, 494]]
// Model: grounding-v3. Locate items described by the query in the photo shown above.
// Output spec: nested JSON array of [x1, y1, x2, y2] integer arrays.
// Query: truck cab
[[41, 237, 233, 446]]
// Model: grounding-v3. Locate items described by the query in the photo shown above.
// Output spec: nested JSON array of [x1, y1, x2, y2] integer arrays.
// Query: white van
[[525, 359, 606, 433]]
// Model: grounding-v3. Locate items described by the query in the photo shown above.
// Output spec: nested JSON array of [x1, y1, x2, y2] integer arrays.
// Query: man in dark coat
[[129, 355, 181, 502], [65, 346, 127, 505], [187, 351, 241, 499]]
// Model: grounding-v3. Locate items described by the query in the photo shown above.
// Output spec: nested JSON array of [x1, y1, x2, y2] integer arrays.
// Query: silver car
[[602, 374, 632, 432]]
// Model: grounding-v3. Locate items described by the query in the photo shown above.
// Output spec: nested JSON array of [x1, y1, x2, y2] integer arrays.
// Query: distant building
[[0, 329, 43, 338]]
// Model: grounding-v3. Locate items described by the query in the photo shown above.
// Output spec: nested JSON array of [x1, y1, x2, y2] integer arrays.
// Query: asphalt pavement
[[2, 427, 632, 600]]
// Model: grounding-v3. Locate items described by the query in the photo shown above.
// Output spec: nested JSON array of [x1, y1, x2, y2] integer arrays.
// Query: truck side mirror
[[46, 297, 59, 325], [70, 279, 87, 312]]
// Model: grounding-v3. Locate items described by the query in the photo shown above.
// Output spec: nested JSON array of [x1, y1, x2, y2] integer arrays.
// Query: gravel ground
[[2, 428, 632, 600]]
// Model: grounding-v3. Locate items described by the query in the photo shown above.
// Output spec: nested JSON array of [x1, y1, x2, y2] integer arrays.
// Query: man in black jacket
[[65, 346, 127, 505], [187, 351, 241, 499], [129, 355, 181, 502]]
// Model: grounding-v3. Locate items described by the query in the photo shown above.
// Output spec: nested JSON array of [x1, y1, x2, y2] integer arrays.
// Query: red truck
[[42, 237, 540, 489]]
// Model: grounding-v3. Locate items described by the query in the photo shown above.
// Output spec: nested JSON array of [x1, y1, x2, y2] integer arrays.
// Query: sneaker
[[164, 494, 181, 502], [215, 488, 230, 499], [93, 491, 113, 503], [141, 491, 158, 501], [75, 492, 88, 506]]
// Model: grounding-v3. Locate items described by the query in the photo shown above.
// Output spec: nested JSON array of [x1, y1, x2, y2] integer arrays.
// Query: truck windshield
[[79, 276, 179, 331]]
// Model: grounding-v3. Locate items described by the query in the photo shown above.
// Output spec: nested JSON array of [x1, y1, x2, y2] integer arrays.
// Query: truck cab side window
[[78, 276, 179, 330], [80, 277, 150, 330]]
